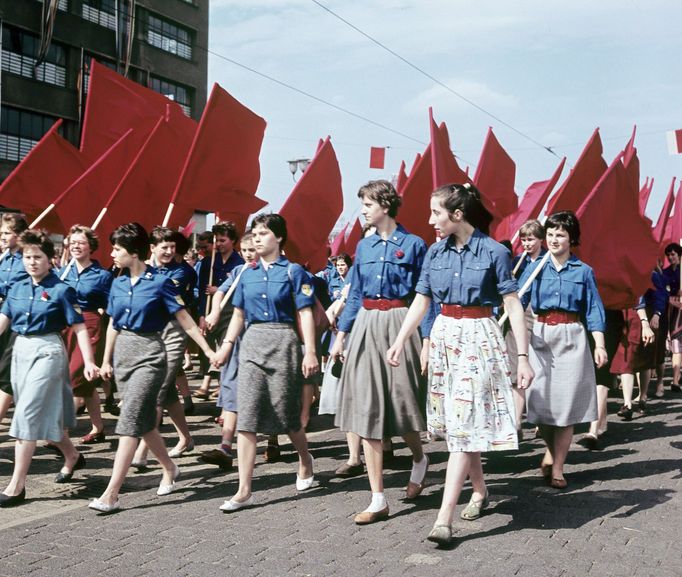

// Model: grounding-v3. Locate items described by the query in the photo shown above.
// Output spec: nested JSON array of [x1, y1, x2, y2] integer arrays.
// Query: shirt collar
[[370, 223, 408, 247], [257, 255, 288, 271], [33, 271, 59, 288], [443, 228, 484, 256]]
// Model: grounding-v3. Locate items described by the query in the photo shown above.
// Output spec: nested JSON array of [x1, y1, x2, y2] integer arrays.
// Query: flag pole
[[498, 251, 551, 326], [219, 264, 246, 309], [511, 251, 527, 277], [204, 234, 216, 316]]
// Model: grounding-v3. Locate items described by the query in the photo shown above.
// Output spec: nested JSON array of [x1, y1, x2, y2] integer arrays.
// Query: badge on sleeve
[[301, 284, 313, 297], [73, 303, 82, 314], [175, 295, 185, 306], [172, 279, 180, 286]]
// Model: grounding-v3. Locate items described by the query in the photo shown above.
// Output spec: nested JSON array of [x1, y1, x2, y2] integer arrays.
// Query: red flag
[[344, 218, 363, 258], [0, 120, 87, 231], [639, 177, 653, 216], [663, 180, 682, 246], [575, 154, 659, 309], [279, 136, 344, 272], [330, 222, 348, 256], [369, 147, 386, 169], [399, 145, 435, 243], [666, 129, 682, 155], [81, 60, 195, 161], [180, 218, 197, 238], [396, 160, 408, 195], [622, 126, 640, 201], [167, 83, 267, 232], [546, 128, 607, 214], [473, 127, 518, 218], [430, 110, 470, 188], [655, 178, 676, 245]]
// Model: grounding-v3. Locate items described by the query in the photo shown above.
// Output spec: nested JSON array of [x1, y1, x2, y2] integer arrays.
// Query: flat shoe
[[335, 462, 365, 478], [354, 505, 389, 525], [296, 455, 315, 491], [89, 498, 120, 513], [80, 431, 106, 445], [131, 459, 148, 470], [578, 433, 598, 450], [199, 448, 233, 470], [550, 477, 568, 489], [460, 490, 489, 520], [192, 390, 210, 400], [0, 489, 26, 508], [157, 464, 180, 496], [264, 444, 281, 463], [168, 440, 195, 458], [427, 523, 453, 546], [55, 453, 86, 483], [219, 495, 254, 512], [540, 463, 552, 479], [405, 454, 429, 499]]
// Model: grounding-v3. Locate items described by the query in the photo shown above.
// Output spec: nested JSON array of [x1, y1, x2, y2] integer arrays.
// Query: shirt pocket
[[561, 278, 585, 311]]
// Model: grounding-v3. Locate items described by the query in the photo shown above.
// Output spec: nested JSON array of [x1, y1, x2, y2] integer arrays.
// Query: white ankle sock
[[364, 492, 387, 513], [409, 455, 428, 484]]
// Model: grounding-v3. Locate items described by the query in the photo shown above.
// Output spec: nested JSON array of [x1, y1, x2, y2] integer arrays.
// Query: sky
[[207, 0, 682, 228]]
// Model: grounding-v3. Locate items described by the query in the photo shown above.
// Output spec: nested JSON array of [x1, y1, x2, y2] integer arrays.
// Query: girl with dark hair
[[213, 213, 316, 511], [328, 253, 352, 301], [0, 229, 97, 507], [329, 180, 429, 525], [518, 211, 606, 489], [387, 183, 533, 545], [89, 223, 216, 513], [59, 224, 112, 445], [663, 243, 682, 393]]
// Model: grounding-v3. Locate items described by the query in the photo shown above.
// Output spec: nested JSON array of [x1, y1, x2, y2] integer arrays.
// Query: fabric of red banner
[[654, 178, 676, 245], [399, 145, 435, 244], [396, 160, 408, 195], [639, 177, 653, 217], [344, 218, 363, 258], [662, 179, 682, 246], [474, 127, 518, 219], [279, 136, 343, 272], [330, 222, 348, 256], [370, 147, 386, 169]]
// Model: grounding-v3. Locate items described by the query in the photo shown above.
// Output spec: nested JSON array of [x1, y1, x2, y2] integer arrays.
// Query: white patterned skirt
[[428, 314, 517, 453]]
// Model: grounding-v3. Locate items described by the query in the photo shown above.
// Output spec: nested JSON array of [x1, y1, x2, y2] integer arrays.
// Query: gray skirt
[[526, 321, 598, 427], [218, 334, 240, 412], [237, 323, 302, 435], [114, 330, 167, 437], [335, 307, 426, 439], [10, 333, 76, 442], [158, 319, 188, 407]]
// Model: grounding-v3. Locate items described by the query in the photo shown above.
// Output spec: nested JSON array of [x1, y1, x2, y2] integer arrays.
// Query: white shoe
[[168, 440, 195, 458], [296, 455, 315, 491], [219, 495, 254, 512], [157, 464, 180, 496], [89, 498, 120, 513]]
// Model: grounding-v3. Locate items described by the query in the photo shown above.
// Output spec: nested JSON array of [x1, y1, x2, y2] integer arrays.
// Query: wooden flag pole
[[161, 202, 175, 227], [498, 251, 551, 326], [204, 234, 217, 316], [511, 251, 527, 277], [219, 264, 247, 310], [29, 204, 56, 228]]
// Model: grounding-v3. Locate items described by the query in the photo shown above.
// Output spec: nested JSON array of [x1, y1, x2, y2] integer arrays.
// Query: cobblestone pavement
[[0, 373, 681, 577]]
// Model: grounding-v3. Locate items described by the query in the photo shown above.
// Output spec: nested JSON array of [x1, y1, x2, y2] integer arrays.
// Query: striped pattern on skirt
[[237, 323, 302, 435], [428, 315, 517, 452], [335, 307, 426, 440], [10, 333, 75, 442], [114, 330, 167, 437], [527, 321, 597, 427]]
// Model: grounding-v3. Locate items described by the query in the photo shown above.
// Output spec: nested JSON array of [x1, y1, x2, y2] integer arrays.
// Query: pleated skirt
[[10, 333, 76, 442], [527, 321, 597, 427], [237, 323, 302, 435], [114, 330, 167, 437], [335, 307, 426, 440], [428, 315, 517, 452]]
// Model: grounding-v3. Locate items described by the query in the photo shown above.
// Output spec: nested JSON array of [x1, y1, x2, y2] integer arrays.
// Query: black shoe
[[183, 396, 195, 416], [55, 453, 86, 484], [671, 384, 681, 393], [578, 433, 599, 450], [0, 489, 26, 507], [617, 405, 633, 421], [636, 399, 648, 414], [104, 399, 120, 416]]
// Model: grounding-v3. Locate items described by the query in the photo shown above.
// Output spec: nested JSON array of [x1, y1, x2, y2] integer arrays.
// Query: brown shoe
[[199, 449, 233, 470], [405, 455, 429, 499], [334, 462, 364, 478], [264, 444, 281, 463], [354, 505, 389, 525], [550, 477, 567, 489]]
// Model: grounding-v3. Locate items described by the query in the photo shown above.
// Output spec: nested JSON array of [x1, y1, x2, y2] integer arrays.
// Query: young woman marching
[[386, 183, 533, 546]]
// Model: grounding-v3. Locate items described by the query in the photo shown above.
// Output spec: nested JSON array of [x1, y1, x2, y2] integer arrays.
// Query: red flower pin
[[40, 290, 49, 301], [249, 261, 258, 268], [395, 249, 405, 259]]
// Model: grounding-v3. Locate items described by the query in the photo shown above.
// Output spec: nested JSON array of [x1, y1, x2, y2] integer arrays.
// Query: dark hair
[[197, 231, 213, 243], [172, 231, 190, 256], [19, 228, 54, 259], [361, 222, 376, 237], [664, 243, 682, 257], [212, 220, 239, 243], [69, 224, 99, 251], [545, 211, 581, 246], [499, 239, 512, 252], [1, 213, 28, 235], [150, 226, 175, 246], [431, 182, 493, 235], [110, 222, 150, 259], [251, 213, 287, 248], [518, 219, 545, 240], [335, 252, 352, 267], [357, 180, 402, 218], [240, 231, 254, 245]]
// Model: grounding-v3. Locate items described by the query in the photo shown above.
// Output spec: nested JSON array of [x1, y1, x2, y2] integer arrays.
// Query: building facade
[[0, 0, 208, 181]]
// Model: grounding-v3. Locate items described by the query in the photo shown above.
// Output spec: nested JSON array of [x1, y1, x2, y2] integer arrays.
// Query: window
[[81, 0, 116, 30], [82, 54, 117, 93], [149, 75, 193, 116], [1, 27, 67, 87], [35, 0, 69, 11], [143, 11, 193, 60], [0, 108, 55, 162]]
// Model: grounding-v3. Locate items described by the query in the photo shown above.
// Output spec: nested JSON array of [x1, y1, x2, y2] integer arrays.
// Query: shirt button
[[128, 291, 132, 295], [29, 296, 33, 300], [263, 276, 267, 280], [25, 312, 30, 315], [376, 275, 381, 279], [393, 237, 397, 240], [376, 293, 381, 298], [122, 325, 127, 329], [382, 241, 387, 246], [264, 312, 269, 316], [380, 257, 384, 261], [555, 292, 559, 295], [262, 294, 267, 298], [454, 273, 459, 277], [125, 308, 130, 312]]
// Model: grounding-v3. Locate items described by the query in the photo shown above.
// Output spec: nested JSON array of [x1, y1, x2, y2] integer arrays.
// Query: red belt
[[362, 298, 408, 311], [537, 310, 580, 325], [440, 304, 492, 319]]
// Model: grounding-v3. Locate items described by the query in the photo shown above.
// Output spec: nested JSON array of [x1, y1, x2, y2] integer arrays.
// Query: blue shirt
[[512, 248, 547, 279], [0, 250, 29, 301], [232, 257, 315, 324], [59, 260, 113, 312], [328, 268, 351, 301], [154, 260, 197, 309], [108, 265, 185, 332], [662, 265, 680, 296], [337, 225, 427, 334], [416, 229, 518, 307], [1, 272, 84, 335], [643, 269, 668, 317], [198, 250, 244, 313], [519, 254, 606, 332]]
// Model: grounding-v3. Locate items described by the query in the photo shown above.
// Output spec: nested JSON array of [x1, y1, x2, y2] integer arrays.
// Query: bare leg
[[0, 390, 13, 425], [434, 452, 473, 526], [54, 432, 81, 474], [672, 352, 682, 385], [538, 424, 555, 467], [638, 369, 651, 402], [232, 431, 257, 501], [221, 410, 237, 446], [3, 439, 36, 496], [467, 452, 487, 500], [346, 432, 362, 466], [402, 431, 424, 462], [142, 428, 177, 486], [287, 428, 313, 479], [362, 438, 384, 493], [621, 373, 634, 408], [175, 374, 190, 397], [550, 426, 573, 480], [83, 391, 104, 434], [300, 384, 314, 430], [166, 400, 192, 451], [655, 363, 665, 395], [97, 436, 139, 506], [588, 384, 610, 437]]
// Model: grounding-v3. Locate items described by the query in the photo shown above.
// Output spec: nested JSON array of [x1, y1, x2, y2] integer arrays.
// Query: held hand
[[83, 362, 99, 382], [386, 341, 404, 367], [516, 357, 534, 390], [419, 340, 430, 375], [594, 347, 608, 368], [205, 311, 219, 332], [100, 362, 113, 381], [325, 309, 337, 331], [641, 324, 655, 345], [205, 286, 218, 296], [329, 336, 345, 361], [199, 316, 207, 335], [302, 351, 319, 379], [650, 314, 660, 330]]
